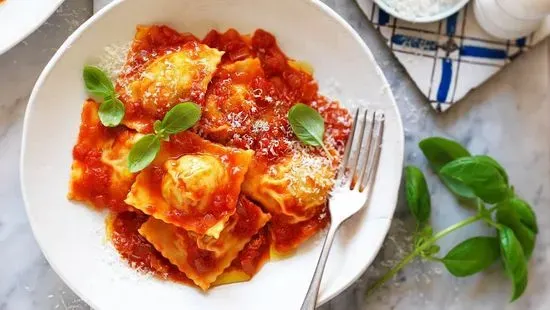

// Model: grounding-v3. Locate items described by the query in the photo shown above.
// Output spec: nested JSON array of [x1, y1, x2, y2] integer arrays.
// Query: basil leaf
[[83, 65, 115, 98], [159, 102, 201, 135], [405, 166, 431, 225], [440, 175, 477, 200], [502, 197, 538, 233], [419, 137, 471, 172], [440, 156, 511, 204], [442, 237, 500, 277], [128, 134, 161, 173], [475, 155, 509, 184], [499, 226, 528, 301], [419, 137, 475, 200], [496, 198, 537, 258], [98, 96, 125, 127], [288, 103, 326, 148]]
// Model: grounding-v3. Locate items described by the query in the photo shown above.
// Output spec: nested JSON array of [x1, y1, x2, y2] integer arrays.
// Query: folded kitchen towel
[[355, 0, 550, 112]]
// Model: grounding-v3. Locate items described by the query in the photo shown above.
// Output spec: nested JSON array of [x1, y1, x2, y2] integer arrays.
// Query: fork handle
[[300, 222, 341, 310]]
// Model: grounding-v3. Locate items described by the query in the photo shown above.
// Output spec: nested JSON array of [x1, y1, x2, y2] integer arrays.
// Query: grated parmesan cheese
[[252, 120, 270, 133], [382, 0, 460, 19], [96, 42, 131, 81], [286, 142, 335, 204]]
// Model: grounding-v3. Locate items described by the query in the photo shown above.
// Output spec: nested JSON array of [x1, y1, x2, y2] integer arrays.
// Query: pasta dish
[[68, 25, 351, 290]]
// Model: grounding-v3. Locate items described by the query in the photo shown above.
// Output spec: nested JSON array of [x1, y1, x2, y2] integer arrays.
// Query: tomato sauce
[[226, 228, 270, 276], [69, 100, 135, 213], [269, 207, 330, 254], [109, 212, 192, 285]]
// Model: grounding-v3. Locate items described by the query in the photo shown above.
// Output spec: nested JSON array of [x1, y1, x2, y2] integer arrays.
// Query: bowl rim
[[20, 0, 404, 307], [373, 0, 470, 23], [0, 0, 66, 55]]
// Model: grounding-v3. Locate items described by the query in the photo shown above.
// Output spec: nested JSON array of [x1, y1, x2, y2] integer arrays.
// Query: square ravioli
[[138, 197, 270, 290], [242, 148, 336, 223], [125, 131, 254, 237], [117, 25, 224, 132], [68, 100, 140, 212]]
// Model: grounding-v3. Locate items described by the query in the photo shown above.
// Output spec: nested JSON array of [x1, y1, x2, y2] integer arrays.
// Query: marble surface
[[0, 0, 549, 309]]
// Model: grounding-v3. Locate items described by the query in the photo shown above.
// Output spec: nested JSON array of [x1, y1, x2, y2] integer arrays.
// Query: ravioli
[[213, 227, 270, 286], [242, 148, 336, 223], [125, 131, 254, 237], [139, 197, 270, 290], [199, 58, 264, 143], [119, 34, 223, 132], [68, 100, 140, 212]]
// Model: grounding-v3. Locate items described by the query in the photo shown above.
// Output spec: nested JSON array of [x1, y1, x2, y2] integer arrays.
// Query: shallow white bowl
[[20, 0, 404, 309], [0, 0, 65, 55], [374, 0, 470, 23]]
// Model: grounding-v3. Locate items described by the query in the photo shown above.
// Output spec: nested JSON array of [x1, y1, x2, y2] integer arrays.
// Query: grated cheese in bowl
[[377, 0, 467, 22]]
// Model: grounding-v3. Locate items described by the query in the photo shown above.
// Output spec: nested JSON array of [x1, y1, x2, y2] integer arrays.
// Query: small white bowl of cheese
[[374, 0, 470, 23]]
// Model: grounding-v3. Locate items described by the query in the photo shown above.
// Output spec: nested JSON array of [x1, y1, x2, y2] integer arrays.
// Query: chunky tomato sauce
[[226, 227, 271, 276], [70, 25, 351, 289], [269, 207, 330, 254], [109, 212, 191, 284], [69, 100, 135, 213]]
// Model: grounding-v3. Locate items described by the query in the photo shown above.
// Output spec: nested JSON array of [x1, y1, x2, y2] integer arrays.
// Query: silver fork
[[300, 109, 385, 310]]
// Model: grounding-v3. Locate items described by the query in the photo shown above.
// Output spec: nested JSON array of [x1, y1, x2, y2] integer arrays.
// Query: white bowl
[[0, 0, 65, 55], [20, 0, 404, 309], [374, 0, 470, 23]]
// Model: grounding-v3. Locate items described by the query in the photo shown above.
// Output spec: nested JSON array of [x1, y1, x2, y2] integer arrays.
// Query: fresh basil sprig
[[83, 65, 125, 127], [367, 137, 538, 302], [288, 103, 332, 159], [127, 102, 201, 173]]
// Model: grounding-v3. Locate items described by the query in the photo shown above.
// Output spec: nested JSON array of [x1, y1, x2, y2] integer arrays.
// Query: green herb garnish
[[441, 236, 500, 277], [83, 65, 125, 127], [127, 134, 161, 173], [496, 198, 537, 258], [499, 226, 529, 301], [405, 166, 431, 227], [288, 103, 332, 159], [127, 102, 201, 173], [367, 137, 538, 302], [440, 156, 512, 204]]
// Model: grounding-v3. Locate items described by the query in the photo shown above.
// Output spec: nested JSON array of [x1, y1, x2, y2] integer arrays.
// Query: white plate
[[20, 0, 404, 309], [0, 0, 65, 55]]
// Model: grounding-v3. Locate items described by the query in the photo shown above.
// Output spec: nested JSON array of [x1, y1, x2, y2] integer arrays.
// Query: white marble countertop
[[1, 0, 549, 309]]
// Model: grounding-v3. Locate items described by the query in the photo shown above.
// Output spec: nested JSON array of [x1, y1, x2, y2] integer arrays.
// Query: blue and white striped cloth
[[355, 0, 550, 112]]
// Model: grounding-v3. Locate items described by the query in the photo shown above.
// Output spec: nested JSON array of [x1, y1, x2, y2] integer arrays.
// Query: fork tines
[[336, 108, 385, 193]]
